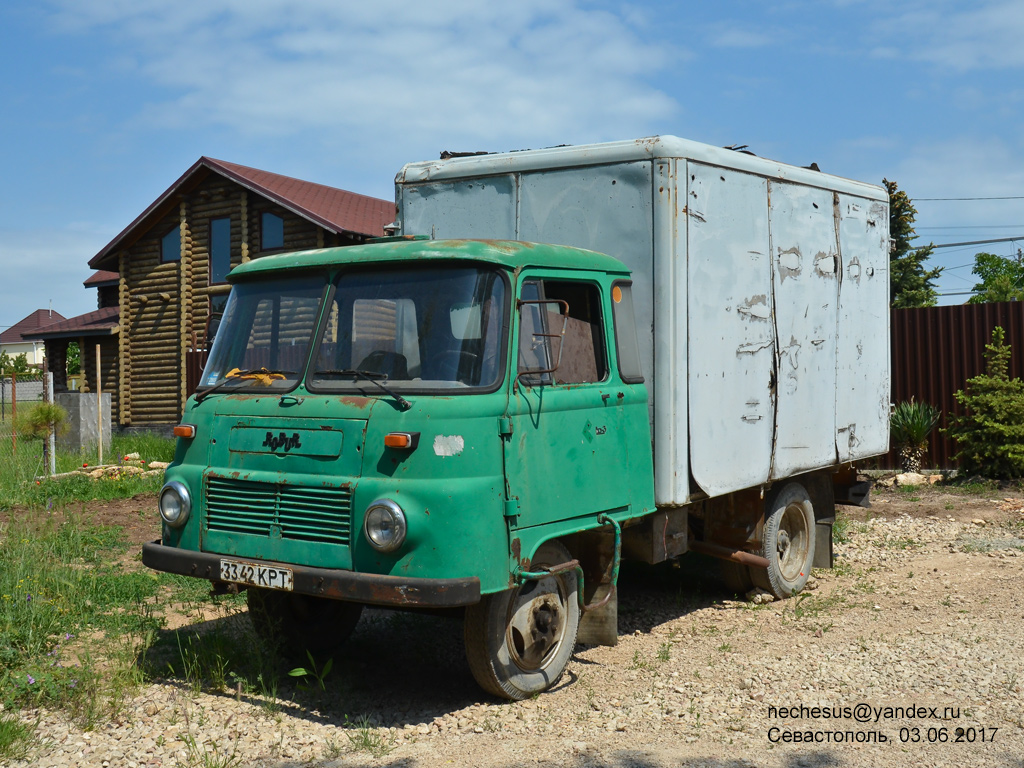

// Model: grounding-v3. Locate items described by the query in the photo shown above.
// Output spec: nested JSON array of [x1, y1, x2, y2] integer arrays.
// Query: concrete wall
[[56, 392, 111, 452]]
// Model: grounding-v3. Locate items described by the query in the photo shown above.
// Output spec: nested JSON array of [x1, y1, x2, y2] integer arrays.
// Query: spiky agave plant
[[890, 399, 941, 474]]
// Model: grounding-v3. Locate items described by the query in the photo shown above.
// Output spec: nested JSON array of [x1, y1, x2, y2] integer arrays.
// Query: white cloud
[[44, 0, 681, 154], [871, 1, 1024, 71], [0, 228, 107, 330]]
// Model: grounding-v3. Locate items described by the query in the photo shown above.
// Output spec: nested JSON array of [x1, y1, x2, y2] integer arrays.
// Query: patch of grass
[[943, 478, 1000, 496], [657, 641, 671, 662], [149, 593, 286, 706], [790, 591, 848, 621], [0, 714, 34, 763], [0, 506, 186, 728], [0, 432, 174, 510], [179, 732, 241, 768], [874, 536, 921, 550], [832, 511, 852, 544], [346, 715, 396, 758]]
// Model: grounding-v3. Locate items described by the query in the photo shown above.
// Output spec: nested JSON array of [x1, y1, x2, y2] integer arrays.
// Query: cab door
[[503, 274, 633, 530]]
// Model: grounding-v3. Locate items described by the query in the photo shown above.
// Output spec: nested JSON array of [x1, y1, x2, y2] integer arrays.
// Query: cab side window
[[518, 279, 607, 385]]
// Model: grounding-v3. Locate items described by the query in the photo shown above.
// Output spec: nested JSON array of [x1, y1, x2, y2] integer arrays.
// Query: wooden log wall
[[118, 252, 132, 424], [118, 174, 349, 425], [125, 207, 183, 425], [80, 338, 120, 417]]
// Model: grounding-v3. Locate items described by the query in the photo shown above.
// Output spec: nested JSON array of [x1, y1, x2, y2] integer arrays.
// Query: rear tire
[[752, 482, 816, 598], [464, 541, 579, 700], [247, 589, 362, 654]]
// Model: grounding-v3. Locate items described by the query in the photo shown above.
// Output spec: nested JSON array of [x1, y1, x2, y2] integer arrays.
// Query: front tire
[[752, 482, 816, 598], [464, 541, 579, 700], [247, 589, 363, 654]]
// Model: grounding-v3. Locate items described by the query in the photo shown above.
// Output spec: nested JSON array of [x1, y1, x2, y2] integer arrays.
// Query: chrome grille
[[205, 477, 352, 545]]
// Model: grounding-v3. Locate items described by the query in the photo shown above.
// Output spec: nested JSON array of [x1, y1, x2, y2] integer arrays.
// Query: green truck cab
[[144, 238, 656, 699]]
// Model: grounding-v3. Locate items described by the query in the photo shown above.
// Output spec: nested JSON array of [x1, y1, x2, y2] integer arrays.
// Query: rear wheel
[[752, 482, 816, 598], [464, 541, 579, 700], [247, 589, 362, 654]]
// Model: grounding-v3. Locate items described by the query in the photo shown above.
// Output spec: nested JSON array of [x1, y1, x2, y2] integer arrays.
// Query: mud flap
[[814, 518, 834, 569], [577, 583, 618, 646]]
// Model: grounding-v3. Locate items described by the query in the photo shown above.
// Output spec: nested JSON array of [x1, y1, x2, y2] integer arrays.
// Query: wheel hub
[[778, 502, 811, 581], [507, 579, 567, 671]]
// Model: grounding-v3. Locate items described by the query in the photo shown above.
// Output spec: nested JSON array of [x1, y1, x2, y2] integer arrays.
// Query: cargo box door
[[835, 197, 890, 461], [687, 165, 775, 496], [769, 183, 840, 479]]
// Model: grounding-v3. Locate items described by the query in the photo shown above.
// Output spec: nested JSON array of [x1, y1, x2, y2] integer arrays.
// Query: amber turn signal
[[384, 432, 420, 449], [173, 424, 197, 439]]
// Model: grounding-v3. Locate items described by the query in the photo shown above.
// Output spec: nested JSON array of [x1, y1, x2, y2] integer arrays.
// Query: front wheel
[[752, 482, 816, 598], [247, 589, 363, 654], [464, 541, 579, 700]]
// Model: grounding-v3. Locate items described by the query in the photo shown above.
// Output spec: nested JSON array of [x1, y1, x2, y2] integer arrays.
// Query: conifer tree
[[886, 179, 942, 308], [946, 327, 1024, 479]]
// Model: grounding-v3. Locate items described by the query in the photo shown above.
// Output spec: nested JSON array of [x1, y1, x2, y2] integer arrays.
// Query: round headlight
[[159, 481, 192, 528], [363, 499, 407, 553]]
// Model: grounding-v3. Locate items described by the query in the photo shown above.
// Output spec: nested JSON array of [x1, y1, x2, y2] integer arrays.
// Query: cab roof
[[227, 238, 630, 281]]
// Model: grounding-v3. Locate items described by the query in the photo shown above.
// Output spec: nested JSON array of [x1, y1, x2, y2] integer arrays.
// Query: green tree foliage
[[885, 179, 942, 308], [967, 251, 1024, 304], [946, 326, 1024, 479], [0, 352, 29, 375], [66, 341, 81, 376]]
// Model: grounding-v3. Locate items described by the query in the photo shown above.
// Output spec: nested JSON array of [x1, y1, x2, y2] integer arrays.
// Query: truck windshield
[[308, 266, 507, 391], [197, 276, 326, 393]]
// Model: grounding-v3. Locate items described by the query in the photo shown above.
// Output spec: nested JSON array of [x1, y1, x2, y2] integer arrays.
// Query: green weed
[[288, 650, 333, 691], [346, 715, 396, 758], [0, 714, 34, 762], [657, 641, 671, 662], [179, 732, 241, 768]]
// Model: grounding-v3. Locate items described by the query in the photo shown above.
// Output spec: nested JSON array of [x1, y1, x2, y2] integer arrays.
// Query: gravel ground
[[6, 485, 1024, 768]]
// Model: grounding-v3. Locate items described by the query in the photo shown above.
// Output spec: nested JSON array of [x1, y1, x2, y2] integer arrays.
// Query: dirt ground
[[12, 480, 1024, 768]]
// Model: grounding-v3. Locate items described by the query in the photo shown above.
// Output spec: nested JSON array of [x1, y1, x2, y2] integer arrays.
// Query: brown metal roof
[[1, 309, 69, 344], [84, 270, 119, 287], [23, 307, 119, 341], [88, 157, 396, 271]]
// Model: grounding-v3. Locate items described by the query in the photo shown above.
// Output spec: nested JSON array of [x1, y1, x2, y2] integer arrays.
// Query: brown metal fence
[[882, 300, 1024, 470]]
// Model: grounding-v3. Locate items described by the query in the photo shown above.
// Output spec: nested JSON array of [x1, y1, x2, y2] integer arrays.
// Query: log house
[[76, 158, 395, 427]]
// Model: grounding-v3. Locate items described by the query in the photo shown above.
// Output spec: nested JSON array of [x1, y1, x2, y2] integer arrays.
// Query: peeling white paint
[[433, 435, 465, 457]]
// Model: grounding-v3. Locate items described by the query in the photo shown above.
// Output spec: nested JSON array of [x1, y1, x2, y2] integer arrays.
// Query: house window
[[161, 227, 181, 262], [262, 212, 284, 250], [210, 217, 231, 284]]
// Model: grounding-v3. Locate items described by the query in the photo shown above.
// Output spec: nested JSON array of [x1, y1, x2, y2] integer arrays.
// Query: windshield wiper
[[194, 368, 295, 403], [318, 369, 412, 411]]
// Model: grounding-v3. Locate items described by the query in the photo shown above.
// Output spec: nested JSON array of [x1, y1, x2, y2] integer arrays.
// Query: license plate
[[220, 558, 294, 591]]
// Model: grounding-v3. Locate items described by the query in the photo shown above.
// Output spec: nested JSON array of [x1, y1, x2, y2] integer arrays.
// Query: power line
[[917, 195, 1024, 201], [919, 224, 1024, 230], [928, 236, 1024, 249]]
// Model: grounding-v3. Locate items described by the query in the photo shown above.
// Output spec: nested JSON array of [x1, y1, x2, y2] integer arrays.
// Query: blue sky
[[2, 0, 1023, 333]]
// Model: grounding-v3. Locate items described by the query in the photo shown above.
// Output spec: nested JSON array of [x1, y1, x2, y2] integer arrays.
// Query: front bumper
[[142, 540, 481, 608]]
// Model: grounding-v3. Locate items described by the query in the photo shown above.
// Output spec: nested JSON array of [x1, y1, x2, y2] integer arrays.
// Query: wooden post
[[41, 357, 50, 474], [11, 371, 16, 457], [96, 344, 103, 466], [45, 371, 55, 476]]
